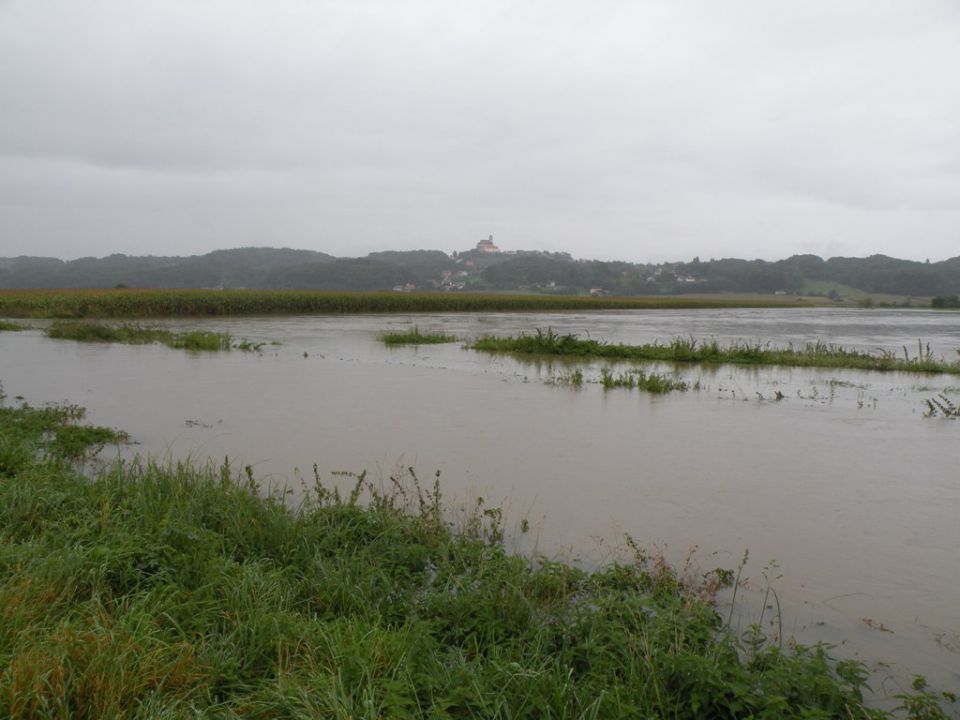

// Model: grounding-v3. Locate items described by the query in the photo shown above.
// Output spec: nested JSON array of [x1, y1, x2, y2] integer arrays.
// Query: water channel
[[1, 307, 958, 692]]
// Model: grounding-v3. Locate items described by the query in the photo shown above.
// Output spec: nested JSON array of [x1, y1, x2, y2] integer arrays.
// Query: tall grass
[[0, 288, 806, 318], [473, 329, 960, 375], [0, 396, 955, 718], [0, 320, 29, 331]]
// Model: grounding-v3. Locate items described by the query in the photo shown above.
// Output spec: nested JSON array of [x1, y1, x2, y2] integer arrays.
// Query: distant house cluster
[[438, 270, 468, 291], [646, 264, 698, 284]]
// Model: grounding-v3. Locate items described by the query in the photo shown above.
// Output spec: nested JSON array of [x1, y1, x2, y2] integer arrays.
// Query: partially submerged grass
[[1, 394, 956, 718], [46, 321, 233, 351], [379, 326, 459, 345], [924, 394, 960, 418], [599, 367, 690, 393], [473, 329, 960, 375], [547, 368, 585, 387], [0, 320, 29, 331], [0, 392, 127, 475], [166, 329, 232, 351], [233, 339, 280, 352]]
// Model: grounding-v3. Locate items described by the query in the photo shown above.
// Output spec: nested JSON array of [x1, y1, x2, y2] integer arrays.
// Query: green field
[[799, 280, 931, 307], [2, 394, 955, 718], [0, 288, 823, 319]]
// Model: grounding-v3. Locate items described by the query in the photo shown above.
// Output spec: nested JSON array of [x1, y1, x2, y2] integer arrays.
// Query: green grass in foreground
[[1, 393, 955, 718], [472, 329, 960, 375], [0, 288, 813, 318], [380, 326, 460, 345], [46, 321, 234, 351]]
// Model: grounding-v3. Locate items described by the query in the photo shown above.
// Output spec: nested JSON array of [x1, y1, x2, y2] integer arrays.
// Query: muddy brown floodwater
[[2, 307, 959, 695]]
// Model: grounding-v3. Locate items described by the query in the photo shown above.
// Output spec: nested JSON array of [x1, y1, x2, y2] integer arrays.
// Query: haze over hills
[[2, 240, 959, 300]]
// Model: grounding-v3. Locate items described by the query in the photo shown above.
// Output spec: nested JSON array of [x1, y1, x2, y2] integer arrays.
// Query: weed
[[600, 367, 635, 389], [924, 394, 960, 418], [233, 339, 276, 352], [0, 320, 28, 331], [379, 326, 458, 345], [896, 677, 958, 719], [598, 367, 689, 393], [643, 372, 689, 393], [166, 330, 232, 351], [547, 368, 584, 387]]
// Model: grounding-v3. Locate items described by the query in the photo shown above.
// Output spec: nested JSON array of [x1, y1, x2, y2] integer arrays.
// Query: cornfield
[[0, 289, 803, 318]]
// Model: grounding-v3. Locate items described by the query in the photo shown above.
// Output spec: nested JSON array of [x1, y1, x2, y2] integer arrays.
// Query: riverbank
[[1, 394, 955, 718], [0, 288, 823, 318]]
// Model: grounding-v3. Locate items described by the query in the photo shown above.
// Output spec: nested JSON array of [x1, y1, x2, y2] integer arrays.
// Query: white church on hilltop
[[476, 235, 500, 253]]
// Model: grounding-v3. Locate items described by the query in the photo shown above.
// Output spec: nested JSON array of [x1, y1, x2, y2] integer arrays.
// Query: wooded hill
[[2, 246, 958, 299]]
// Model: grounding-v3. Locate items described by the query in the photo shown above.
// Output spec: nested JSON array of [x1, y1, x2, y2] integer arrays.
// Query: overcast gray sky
[[1, 0, 958, 262]]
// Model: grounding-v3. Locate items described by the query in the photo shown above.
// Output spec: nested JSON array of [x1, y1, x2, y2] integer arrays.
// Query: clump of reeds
[[166, 329, 232, 351], [599, 367, 689, 393], [379, 326, 459, 345], [547, 368, 584, 387]]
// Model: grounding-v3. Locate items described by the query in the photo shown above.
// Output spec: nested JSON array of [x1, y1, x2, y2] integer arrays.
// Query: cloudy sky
[[1, 1, 958, 262]]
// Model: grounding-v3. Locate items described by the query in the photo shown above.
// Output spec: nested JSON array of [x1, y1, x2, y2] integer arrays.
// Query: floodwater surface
[[2, 308, 958, 692]]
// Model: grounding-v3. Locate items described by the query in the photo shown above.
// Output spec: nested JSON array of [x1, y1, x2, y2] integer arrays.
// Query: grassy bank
[[46, 321, 234, 351], [472, 329, 960, 375], [0, 288, 815, 319], [1, 394, 956, 718]]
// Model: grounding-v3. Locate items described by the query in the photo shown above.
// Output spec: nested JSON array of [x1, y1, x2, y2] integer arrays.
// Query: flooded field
[[2, 307, 958, 692]]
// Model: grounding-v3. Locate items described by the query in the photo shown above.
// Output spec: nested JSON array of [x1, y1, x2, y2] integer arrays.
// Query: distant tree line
[[931, 294, 960, 308], [1, 246, 958, 299]]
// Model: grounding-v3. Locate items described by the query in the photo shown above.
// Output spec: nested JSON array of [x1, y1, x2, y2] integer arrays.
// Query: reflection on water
[[1, 308, 959, 691]]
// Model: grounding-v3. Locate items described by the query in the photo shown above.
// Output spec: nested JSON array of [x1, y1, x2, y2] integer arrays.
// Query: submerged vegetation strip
[[0, 288, 806, 318], [379, 326, 460, 345], [924, 393, 960, 418], [550, 367, 690, 393], [600, 367, 691, 392], [46, 321, 240, 351], [0, 320, 29, 331], [1, 395, 956, 718], [472, 329, 960, 375]]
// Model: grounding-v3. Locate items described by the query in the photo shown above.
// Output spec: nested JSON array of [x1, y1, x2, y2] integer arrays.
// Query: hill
[[0, 247, 334, 290], [1, 245, 958, 301]]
